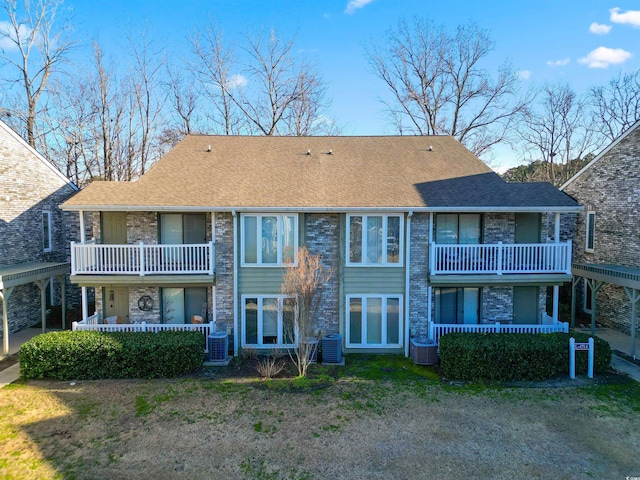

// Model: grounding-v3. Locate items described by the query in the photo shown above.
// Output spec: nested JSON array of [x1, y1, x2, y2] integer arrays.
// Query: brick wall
[[0, 123, 81, 333], [304, 214, 340, 334], [409, 213, 429, 337], [214, 213, 234, 334], [563, 126, 640, 332]]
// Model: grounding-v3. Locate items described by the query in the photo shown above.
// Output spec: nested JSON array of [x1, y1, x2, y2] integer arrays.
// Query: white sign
[[569, 337, 594, 379]]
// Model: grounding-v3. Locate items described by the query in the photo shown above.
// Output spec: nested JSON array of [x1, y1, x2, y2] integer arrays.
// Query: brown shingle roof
[[61, 135, 579, 211]]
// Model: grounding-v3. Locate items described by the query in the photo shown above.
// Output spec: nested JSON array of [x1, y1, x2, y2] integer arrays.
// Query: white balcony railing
[[71, 241, 215, 276], [429, 241, 572, 275], [427, 318, 569, 343], [72, 318, 217, 353]]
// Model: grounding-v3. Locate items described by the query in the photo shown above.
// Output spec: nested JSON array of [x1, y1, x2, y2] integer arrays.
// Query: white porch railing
[[70, 241, 215, 276], [427, 318, 569, 343], [429, 241, 572, 275], [72, 319, 217, 353]]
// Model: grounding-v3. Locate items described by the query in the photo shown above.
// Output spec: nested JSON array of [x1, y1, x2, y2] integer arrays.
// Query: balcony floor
[[70, 273, 215, 287], [428, 273, 572, 287]]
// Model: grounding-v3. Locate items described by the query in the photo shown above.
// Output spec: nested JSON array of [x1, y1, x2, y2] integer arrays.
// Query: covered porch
[[0, 262, 69, 355], [571, 263, 640, 357]]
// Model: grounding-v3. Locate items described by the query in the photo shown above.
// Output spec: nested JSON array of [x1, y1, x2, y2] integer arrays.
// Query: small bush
[[439, 332, 611, 381], [20, 330, 205, 380]]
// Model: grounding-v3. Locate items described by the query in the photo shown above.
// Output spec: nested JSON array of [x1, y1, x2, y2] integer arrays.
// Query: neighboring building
[[61, 135, 580, 356], [561, 120, 640, 354], [0, 120, 80, 354]]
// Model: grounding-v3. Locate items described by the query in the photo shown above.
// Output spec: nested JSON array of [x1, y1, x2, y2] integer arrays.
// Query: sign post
[[569, 337, 595, 379]]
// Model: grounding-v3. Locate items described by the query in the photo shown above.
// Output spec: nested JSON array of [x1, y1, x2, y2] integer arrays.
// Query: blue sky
[[5, 0, 640, 170]]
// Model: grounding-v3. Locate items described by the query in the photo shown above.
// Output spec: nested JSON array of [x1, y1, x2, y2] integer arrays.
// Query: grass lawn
[[1, 355, 639, 479]]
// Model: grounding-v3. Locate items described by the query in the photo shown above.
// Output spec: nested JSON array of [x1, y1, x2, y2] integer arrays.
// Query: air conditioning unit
[[410, 337, 438, 365], [322, 333, 343, 364], [208, 332, 228, 362]]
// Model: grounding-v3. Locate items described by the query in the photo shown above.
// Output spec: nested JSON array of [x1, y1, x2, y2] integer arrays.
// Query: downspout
[[427, 212, 433, 337], [404, 211, 413, 357], [232, 210, 238, 356], [211, 212, 216, 325], [553, 212, 560, 321], [79, 210, 88, 320]]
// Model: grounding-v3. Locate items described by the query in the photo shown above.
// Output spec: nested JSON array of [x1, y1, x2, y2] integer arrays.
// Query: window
[[161, 287, 207, 324], [435, 213, 481, 244], [42, 210, 52, 252], [435, 287, 480, 324], [160, 213, 206, 244], [242, 214, 298, 266], [585, 211, 595, 252], [242, 295, 297, 347], [347, 214, 403, 266], [346, 295, 402, 347]]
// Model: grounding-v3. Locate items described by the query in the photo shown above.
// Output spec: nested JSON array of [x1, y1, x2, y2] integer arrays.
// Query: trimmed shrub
[[439, 332, 611, 381], [20, 330, 205, 380]]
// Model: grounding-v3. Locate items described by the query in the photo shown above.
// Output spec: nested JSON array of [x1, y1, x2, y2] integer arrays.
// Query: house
[[561, 120, 640, 355], [60, 135, 580, 356], [0, 119, 81, 355]]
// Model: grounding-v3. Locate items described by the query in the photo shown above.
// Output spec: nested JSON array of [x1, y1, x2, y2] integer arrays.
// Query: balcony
[[70, 241, 215, 276], [429, 241, 572, 276]]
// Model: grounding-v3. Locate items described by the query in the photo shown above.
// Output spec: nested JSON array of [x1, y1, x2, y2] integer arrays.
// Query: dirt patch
[[1, 357, 639, 479]]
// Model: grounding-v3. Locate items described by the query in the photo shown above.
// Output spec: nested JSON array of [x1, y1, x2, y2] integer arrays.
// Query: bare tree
[[126, 32, 167, 176], [163, 65, 199, 144], [0, 0, 74, 147], [189, 25, 245, 135], [367, 18, 528, 157], [518, 83, 596, 186], [281, 247, 332, 378], [190, 27, 332, 136], [589, 70, 640, 142]]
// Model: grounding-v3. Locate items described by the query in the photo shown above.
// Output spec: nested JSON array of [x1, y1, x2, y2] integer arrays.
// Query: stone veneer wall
[[482, 286, 513, 323], [409, 213, 430, 337], [563, 126, 640, 332], [304, 214, 340, 334], [0, 123, 82, 333], [483, 213, 515, 243], [128, 212, 158, 244], [214, 213, 234, 334], [128, 287, 161, 324]]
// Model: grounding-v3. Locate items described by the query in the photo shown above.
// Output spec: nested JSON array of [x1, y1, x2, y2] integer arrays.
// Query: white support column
[[82, 287, 88, 320], [552, 285, 559, 321], [554, 212, 560, 242], [79, 210, 86, 243], [34, 279, 48, 333], [57, 274, 66, 330], [1, 288, 14, 356]]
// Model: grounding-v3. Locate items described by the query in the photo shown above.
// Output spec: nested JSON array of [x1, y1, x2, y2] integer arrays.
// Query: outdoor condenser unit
[[321, 333, 342, 363], [208, 332, 228, 362]]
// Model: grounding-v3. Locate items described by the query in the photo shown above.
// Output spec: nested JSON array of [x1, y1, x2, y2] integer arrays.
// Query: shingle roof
[[61, 135, 580, 211]]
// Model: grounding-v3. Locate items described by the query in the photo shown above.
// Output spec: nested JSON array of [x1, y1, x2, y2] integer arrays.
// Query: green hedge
[[20, 330, 205, 380], [439, 332, 611, 381]]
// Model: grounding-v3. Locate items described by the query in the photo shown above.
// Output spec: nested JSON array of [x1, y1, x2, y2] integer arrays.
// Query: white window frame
[[42, 210, 52, 252], [241, 214, 298, 267], [241, 294, 298, 348], [585, 211, 595, 253], [346, 294, 403, 348], [346, 214, 404, 267]]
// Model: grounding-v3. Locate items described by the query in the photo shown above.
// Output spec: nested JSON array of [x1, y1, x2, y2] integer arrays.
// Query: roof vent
[[428, 145, 433, 151], [207, 145, 211, 152], [328, 149, 333, 155], [307, 149, 311, 155]]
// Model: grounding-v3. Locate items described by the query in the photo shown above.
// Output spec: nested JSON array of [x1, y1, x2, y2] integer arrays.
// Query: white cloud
[[546, 58, 570, 67], [345, 0, 374, 15], [225, 74, 247, 90], [589, 22, 612, 34], [0, 21, 33, 51], [578, 46, 632, 68], [610, 7, 640, 27], [518, 70, 532, 80]]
